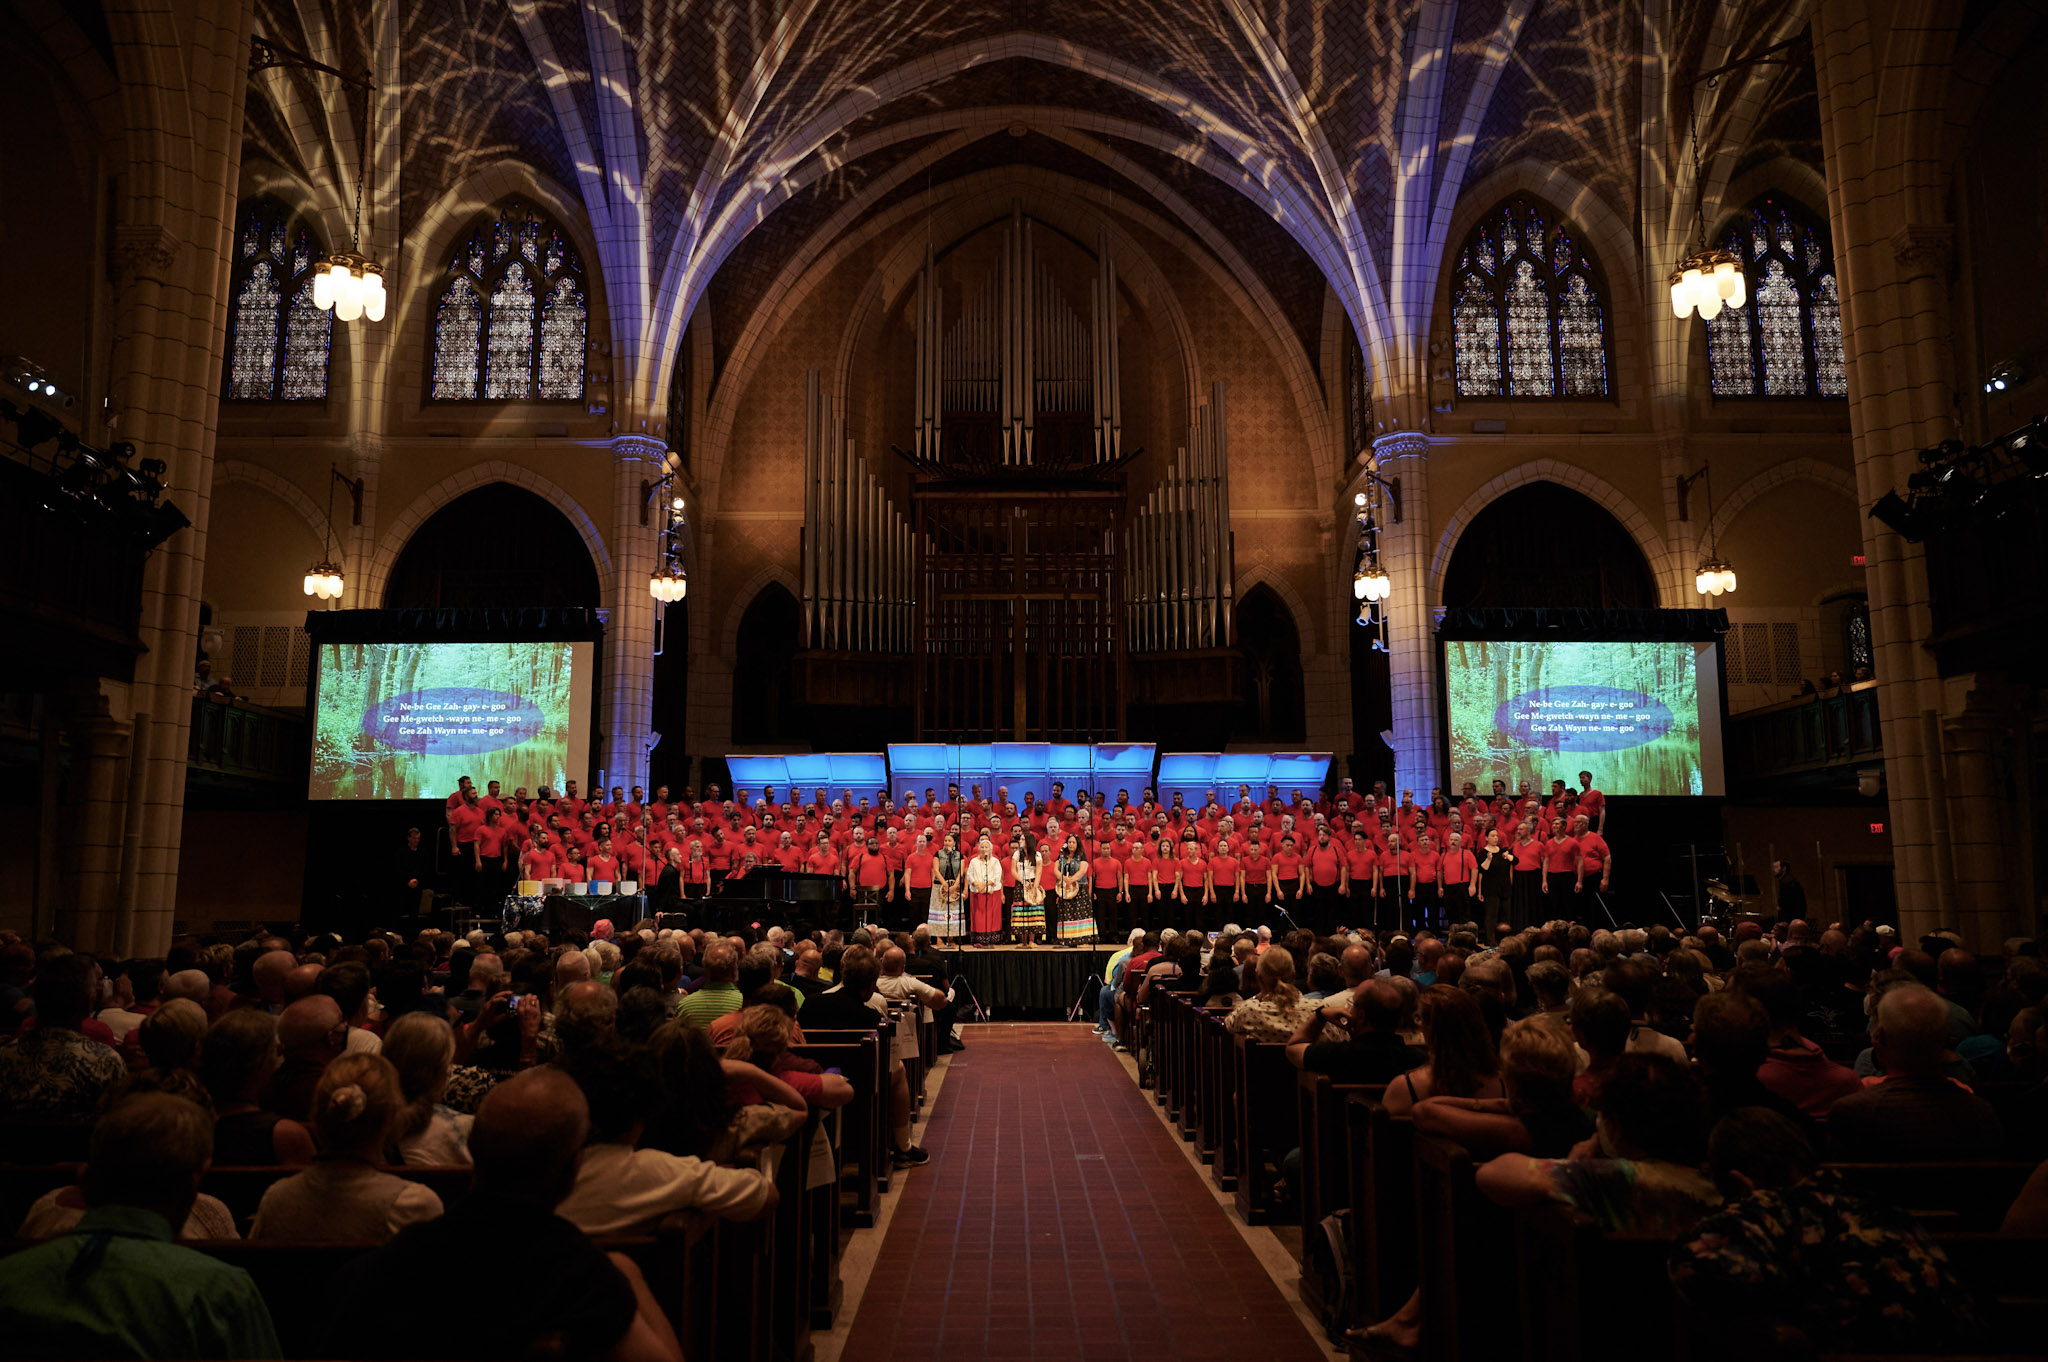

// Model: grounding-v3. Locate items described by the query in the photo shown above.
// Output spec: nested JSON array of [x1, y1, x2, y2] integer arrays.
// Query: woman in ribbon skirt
[[965, 835, 1006, 945], [928, 831, 966, 939], [1053, 834, 1095, 945], [1012, 831, 1046, 946]]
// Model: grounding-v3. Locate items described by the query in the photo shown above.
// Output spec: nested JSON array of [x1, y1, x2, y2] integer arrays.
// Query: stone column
[[59, 697, 132, 954], [1372, 431, 1437, 798], [605, 435, 666, 790], [106, 0, 258, 954], [1811, 0, 1976, 942], [1942, 682, 2017, 947]]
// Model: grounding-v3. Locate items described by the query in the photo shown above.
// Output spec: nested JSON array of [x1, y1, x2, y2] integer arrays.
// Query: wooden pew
[[1411, 1132, 1518, 1362], [202, 1164, 474, 1233], [1198, 1007, 1239, 1193], [1233, 1038, 1300, 1224], [1342, 1094, 1415, 1328], [1514, 1204, 1679, 1362], [1518, 1206, 2048, 1362], [1822, 1162, 2035, 1231], [1295, 1073, 1381, 1327], [792, 1028, 886, 1228], [0, 1118, 94, 1164], [0, 1163, 474, 1241], [766, 1111, 819, 1362]]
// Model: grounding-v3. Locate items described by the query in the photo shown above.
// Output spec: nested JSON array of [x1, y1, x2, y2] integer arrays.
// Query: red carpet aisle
[[839, 1024, 1328, 1362]]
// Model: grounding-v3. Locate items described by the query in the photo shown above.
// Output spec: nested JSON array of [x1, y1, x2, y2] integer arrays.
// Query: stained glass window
[[1451, 199, 1610, 399], [1704, 196, 1848, 399], [222, 200, 331, 401], [428, 200, 588, 402]]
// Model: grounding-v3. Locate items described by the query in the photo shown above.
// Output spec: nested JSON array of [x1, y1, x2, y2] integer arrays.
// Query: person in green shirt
[[0, 1091, 280, 1359], [676, 941, 743, 1027]]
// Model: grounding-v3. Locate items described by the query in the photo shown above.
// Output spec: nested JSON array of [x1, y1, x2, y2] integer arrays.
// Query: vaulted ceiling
[[241, 0, 1830, 410]]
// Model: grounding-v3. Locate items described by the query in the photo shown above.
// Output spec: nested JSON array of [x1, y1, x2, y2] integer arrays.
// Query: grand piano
[[659, 867, 845, 930]]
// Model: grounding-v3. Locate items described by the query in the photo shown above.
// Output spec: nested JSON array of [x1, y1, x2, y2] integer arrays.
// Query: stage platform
[[932, 944, 1120, 1015]]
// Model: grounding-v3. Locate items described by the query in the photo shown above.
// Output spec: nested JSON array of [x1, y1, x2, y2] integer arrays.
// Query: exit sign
[[1869, 822, 1885, 834], [1852, 554, 1866, 567]]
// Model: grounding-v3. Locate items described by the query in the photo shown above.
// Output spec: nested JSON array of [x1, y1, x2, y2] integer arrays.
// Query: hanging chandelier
[[1668, 247, 1746, 321], [301, 464, 363, 604], [1677, 464, 1737, 599], [649, 568, 688, 602], [647, 483, 688, 601], [1669, 79, 1746, 322], [314, 60, 385, 323], [303, 561, 346, 600], [1694, 557, 1737, 597]]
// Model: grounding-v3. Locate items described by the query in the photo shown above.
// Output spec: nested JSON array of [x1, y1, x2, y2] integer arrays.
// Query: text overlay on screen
[[310, 640, 594, 799], [1443, 639, 1722, 797]]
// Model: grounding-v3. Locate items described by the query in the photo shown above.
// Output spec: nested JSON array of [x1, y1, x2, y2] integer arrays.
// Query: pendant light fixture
[[303, 463, 364, 604], [314, 63, 385, 323], [1668, 79, 1745, 322]]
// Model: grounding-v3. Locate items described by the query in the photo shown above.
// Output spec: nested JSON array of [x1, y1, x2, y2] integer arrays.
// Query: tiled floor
[[839, 1025, 1330, 1362]]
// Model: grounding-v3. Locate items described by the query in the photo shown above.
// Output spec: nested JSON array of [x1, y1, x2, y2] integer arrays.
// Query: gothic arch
[[211, 460, 332, 547], [1430, 460, 1677, 606], [1234, 566, 1321, 659], [365, 461, 611, 606], [718, 564, 804, 659], [1709, 458, 1860, 548]]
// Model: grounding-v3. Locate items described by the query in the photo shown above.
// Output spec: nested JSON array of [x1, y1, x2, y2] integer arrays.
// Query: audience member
[[1382, 984, 1503, 1114], [1671, 1108, 1979, 1352], [330, 1068, 685, 1361], [0, 1093, 280, 1358], [1828, 985, 2005, 1160], [250, 1053, 443, 1240], [0, 954, 125, 1117], [381, 1011, 472, 1166]]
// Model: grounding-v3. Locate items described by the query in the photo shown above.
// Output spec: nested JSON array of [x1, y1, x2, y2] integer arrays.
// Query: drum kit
[[1701, 877, 1767, 929]]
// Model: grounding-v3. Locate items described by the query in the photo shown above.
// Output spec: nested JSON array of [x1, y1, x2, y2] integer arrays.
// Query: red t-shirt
[[1441, 848, 1477, 885], [519, 848, 555, 879], [1578, 788, 1606, 822], [1272, 850, 1305, 885], [476, 824, 508, 858], [1543, 836, 1582, 876], [854, 850, 890, 889], [1410, 852, 1440, 885], [1577, 833, 1611, 874], [1207, 853, 1240, 888], [806, 847, 840, 876], [449, 804, 485, 846], [1307, 846, 1343, 887], [1090, 852, 1122, 885], [587, 853, 620, 881], [557, 860, 586, 884], [1345, 843, 1378, 883], [1122, 854, 1154, 888], [1513, 840, 1544, 872], [1240, 848, 1271, 883], [905, 850, 936, 888], [770, 844, 804, 872]]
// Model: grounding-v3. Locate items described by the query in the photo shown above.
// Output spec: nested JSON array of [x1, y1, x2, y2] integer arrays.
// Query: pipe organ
[[1126, 382, 1234, 652], [802, 371, 914, 653], [797, 207, 1237, 741], [911, 204, 1124, 470]]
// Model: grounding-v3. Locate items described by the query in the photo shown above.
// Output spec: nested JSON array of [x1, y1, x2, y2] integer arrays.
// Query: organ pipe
[[1125, 382, 1232, 650], [805, 369, 922, 652]]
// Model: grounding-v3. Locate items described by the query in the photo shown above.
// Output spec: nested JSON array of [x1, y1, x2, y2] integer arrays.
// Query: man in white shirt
[[553, 1044, 776, 1235], [95, 960, 165, 1046]]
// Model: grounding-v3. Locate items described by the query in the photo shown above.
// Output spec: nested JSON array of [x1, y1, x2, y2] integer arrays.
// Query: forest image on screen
[[1444, 639, 1704, 796], [311, 641, 583, 800]]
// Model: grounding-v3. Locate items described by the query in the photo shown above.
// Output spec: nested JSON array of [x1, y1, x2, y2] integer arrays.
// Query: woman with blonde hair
[[381, 1012, 472, 1166], [1223, 947, 1314, 1042], [250, 1053, 444, 1240]]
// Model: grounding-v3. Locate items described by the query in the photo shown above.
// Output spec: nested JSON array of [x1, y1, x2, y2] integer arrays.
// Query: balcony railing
[[1725, 683, 1882, 788], [187, 696, 306, 789]]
